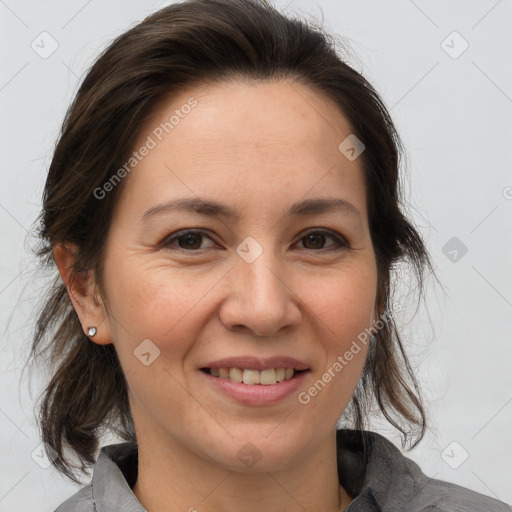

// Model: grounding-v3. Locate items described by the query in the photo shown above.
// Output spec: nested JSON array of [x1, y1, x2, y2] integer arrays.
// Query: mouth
[[200, 367, 309, 385], [199, 364, 310, 405]]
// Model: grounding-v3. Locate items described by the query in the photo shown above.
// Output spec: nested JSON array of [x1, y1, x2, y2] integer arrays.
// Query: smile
[[201, 367, 307, 385], [199, 367, 310, 406]]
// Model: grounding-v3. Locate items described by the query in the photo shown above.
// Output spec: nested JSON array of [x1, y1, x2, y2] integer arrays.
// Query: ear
[[53, 243, 112, 345]]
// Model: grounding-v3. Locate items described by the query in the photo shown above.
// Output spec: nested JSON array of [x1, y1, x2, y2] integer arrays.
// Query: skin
[[55, 78, 380, 512]]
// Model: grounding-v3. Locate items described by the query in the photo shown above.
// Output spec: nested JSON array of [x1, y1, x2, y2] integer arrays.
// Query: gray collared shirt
[[54, 429, 512, 512]]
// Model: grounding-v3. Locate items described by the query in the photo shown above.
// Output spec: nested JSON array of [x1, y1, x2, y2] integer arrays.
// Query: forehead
[[116, 79, 367, 221], [142, 78, 354, 159]]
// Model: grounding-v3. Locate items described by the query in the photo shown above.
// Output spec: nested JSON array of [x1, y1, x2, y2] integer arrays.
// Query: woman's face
[[96, 79, 379, 471]]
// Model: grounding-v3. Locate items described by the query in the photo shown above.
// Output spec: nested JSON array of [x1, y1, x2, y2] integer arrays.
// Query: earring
[[87, 326, 97, 337]]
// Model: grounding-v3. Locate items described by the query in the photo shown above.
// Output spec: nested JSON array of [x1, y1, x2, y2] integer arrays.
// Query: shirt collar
[[92, 442, 145, 511], [90, 429, 425, 512], [336, 429, 431, 510]]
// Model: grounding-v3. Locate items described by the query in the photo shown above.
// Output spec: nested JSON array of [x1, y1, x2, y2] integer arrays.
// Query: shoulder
[[53, 441, 142, 512], [53, 484, 93, 512], [337, 429, 512, 512], [411, 476, 512, 512]]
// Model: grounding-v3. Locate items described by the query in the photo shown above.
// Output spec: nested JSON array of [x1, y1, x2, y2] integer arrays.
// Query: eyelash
[[160, 228, 349, 253]]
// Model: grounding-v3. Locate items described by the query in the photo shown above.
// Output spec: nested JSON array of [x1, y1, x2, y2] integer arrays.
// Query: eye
[[295, 229, 348, 251], [161, 229, 217, 251], [160, 228, 349, 253]]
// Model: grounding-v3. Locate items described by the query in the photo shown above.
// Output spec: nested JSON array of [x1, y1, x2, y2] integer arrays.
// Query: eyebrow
[[142, 196, 362, 223]]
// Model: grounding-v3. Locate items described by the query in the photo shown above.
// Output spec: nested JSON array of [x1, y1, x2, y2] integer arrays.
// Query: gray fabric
[[54, 429, 512, 512]]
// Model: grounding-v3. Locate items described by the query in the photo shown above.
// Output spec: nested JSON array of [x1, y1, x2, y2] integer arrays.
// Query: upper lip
[[200, 356, 310, 371]]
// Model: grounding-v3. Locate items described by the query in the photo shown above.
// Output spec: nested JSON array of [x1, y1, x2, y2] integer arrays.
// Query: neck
[[132, 430, 352, 512]]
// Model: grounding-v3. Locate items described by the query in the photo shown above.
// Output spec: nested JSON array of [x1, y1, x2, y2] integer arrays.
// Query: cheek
[[102, 259, 217, 418], [102, 254, 225, 361], [305, 267, 377, 346], [299, 267, 376, 402]]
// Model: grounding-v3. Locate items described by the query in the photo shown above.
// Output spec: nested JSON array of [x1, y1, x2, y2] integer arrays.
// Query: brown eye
[[177, 232, 203, 249], [162, 230, 216, 251], [297, 230, 348, 251], [302, 232, 326, 249]]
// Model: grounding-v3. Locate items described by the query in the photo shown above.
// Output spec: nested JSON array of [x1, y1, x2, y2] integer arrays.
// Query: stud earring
[[87, 326, 97, 337]]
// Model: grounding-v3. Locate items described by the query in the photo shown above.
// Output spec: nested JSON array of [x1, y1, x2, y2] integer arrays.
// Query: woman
[[29, 0, 511, 511]]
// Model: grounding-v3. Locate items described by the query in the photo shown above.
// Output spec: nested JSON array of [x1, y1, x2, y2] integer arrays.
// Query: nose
[[218, 246, 302, 337]]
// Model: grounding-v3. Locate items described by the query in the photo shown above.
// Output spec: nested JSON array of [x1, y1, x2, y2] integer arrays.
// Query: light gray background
[[1, 0, 511, 510]]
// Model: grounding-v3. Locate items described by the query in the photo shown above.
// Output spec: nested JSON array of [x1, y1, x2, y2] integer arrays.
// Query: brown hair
[[29, 0, 437, 483]]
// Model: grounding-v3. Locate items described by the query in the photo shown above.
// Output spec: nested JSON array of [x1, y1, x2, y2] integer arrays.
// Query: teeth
[[210, 367, 298, 385], [259, 369, 276, 385], [229, 368, 243, 383], [243, 369, 260, 385], [276, 368, 286, 382]]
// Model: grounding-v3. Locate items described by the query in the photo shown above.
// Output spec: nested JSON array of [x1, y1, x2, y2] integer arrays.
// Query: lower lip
[[199, 370, 309, 406]]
